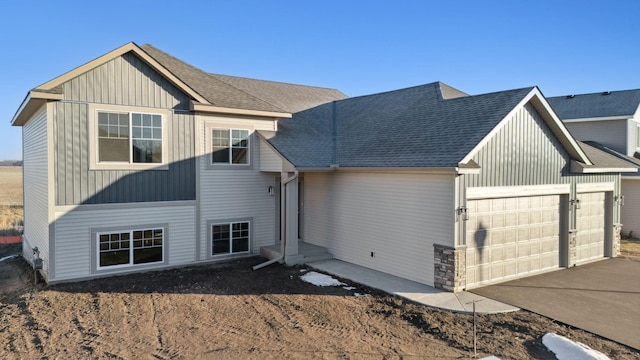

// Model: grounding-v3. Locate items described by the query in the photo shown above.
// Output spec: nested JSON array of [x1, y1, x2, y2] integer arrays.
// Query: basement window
[[211, 221, 250, 256], [97, 228, 164, 269]]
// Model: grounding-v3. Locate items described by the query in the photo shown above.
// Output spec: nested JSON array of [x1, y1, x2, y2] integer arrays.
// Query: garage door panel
[[466, 194, 561, 288], [576, 192, 605, 264]]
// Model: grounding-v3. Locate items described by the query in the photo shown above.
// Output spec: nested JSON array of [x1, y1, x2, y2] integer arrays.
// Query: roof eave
[[11, 90, 63, 126], [562, 115, 631, 123], [295, 166, 459, 174], [191, 101, 291, 119], [570, 160, 638, 174]]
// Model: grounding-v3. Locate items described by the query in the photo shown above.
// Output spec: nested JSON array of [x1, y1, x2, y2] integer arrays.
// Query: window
[[98, 228, 163, 269], [211, 128, 249, 165], [98, 111, 163, 164], [212, 221, 250, 256], [637, 124, 640, 149]]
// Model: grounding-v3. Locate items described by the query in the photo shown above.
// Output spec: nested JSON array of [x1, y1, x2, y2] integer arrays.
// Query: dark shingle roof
[[548, 89, 640, 120], [580, 141, 639, 174], [140, 44, 346, 113], [266, 82, 534, 168], [211, 74, 346, 113]]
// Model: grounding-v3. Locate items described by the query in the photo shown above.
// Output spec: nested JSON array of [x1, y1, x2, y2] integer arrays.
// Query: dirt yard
[[1, 242, 638, 360]]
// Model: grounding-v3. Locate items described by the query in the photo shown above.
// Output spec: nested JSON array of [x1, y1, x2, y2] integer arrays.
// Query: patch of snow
[[0, 254, 19, 263], [479, 357, 501, 360], [354, 293, 371, 297], [299, 269, 308, 272], [300, 271, 345, 287], [342, 286, 356, 290], [542, 333, 610, 360]]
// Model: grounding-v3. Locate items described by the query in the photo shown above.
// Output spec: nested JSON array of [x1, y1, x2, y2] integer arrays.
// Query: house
[[548, 90, 640, 239], [11, 42, 636, 291]]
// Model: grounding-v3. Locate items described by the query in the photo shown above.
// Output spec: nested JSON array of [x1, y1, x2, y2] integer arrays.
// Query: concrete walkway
[[307, 259, 518, 314]]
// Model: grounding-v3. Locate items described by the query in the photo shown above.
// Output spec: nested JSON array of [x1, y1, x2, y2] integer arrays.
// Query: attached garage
[[575, 191, 607, 264], [465, 191, 563, 288]]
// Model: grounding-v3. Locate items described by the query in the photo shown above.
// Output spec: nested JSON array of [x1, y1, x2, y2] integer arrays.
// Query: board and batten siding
[[53, 102, 196, 205], [303, 171, 455, 286], [621, 179, 640, 237], [466, 103, 620, 201], [22, 106, 50, 271], [565, 119, 627, 155], [53, 203, 196, 282], [198, 116, 278, 260], [63, 52, 190, 110]]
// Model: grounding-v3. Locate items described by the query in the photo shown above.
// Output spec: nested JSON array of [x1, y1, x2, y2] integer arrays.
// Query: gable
[[62, 52, 192, 110], [466, 103, 571, 187]]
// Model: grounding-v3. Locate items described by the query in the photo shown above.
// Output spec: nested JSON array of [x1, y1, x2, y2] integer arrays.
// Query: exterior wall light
[[456, 206, 469, 221], [615, 195, 624, 206], [267, 186, 275, 196], [570, 198, 581, 209]]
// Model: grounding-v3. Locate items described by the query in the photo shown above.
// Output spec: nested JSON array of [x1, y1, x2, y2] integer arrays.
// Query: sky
[[1, 0, 639, 160]]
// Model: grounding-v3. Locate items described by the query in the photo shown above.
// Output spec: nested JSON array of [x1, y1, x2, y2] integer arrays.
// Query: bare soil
[[1, 243, 638, 359]]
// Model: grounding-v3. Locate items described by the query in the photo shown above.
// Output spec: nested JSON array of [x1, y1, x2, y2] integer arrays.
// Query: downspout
[[252, 170, 299, 271]]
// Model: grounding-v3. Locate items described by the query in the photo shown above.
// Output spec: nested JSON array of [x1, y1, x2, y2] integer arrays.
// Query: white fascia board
[[570, 159, 637, 173], [191, 101, 291, 119], [562, 115, 631, 123], [11, 91, 63, 126], [295, 166, 459, 175]]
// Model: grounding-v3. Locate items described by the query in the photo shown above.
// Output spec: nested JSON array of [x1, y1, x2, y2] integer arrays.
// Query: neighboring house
[[549, 90, 640, 238], [11, 42, 636, 291]]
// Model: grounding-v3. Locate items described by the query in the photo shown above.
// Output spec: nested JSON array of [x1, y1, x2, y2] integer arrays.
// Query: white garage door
[[466, 194, 561, 288], [575, 192, 605, 264]]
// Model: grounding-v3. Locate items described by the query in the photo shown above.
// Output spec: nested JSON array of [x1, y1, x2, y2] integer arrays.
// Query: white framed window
[[98, 111, 163, 163], [89, 104, 169, 170], [211, 221, 250, 256], [97, 228, 164, 269], [211, 128, 250, 165]]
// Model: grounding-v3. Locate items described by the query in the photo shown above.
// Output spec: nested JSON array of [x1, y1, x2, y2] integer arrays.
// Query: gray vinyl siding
[[621, 179, 640, 237], [53, 102, 196, 205], [199, 118, 278, 260], [22, 106, 50, 272], [467, 104, 619, 190], [303, 171, 455, 286], [63, 52, 190, 110], [53, 203, 196, 282], [564, 119, 627, 154]]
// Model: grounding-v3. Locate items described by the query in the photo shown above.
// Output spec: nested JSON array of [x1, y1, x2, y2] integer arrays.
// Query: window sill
[[205, 163, 253, 170]]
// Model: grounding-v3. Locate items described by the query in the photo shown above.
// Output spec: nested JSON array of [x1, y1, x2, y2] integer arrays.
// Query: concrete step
[[302, 253, 334, 263]]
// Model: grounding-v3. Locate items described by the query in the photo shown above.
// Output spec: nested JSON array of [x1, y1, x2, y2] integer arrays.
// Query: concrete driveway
[[470, 258, 640, 350]]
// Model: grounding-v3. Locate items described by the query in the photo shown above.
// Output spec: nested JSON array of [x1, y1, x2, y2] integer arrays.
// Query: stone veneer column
[[433, 244, 466, 292], [613, 224, 622, 257], [567, 230, 577, 267]]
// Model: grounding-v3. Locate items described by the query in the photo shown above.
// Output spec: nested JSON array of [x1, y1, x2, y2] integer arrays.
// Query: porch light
[[615, 195, 624, 206], [267, 186, 275, 196]]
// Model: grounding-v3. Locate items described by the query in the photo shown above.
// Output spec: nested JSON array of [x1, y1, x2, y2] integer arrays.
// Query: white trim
[[622, 176, 640, 180], [460, 88, 592, 166], [191, 101, 291, 119], [95, 226, 165, 270], [576, 182, 615, 193], [88, 103, 170, 171], [466, 184, 571, 200], [295, 166, 459, 174], [562, 115, 631, 123], [207, 219, 252, 258], [55, 200, 195, 215], [570, 160, 637, 174], [204, 121, 255, 170]]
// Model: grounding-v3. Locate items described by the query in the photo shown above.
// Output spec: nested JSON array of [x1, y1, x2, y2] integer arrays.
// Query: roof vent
[[566, 95, 575, 99], [602, 91, 611, 95]]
